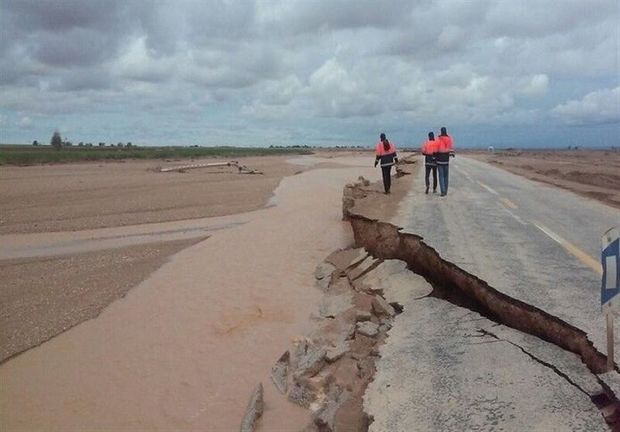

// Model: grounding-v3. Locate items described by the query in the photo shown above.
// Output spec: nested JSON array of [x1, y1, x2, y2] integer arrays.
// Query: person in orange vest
[[436, 126, 455, 196], [421, 131, 438, 194], [374, 133, 398, 194]]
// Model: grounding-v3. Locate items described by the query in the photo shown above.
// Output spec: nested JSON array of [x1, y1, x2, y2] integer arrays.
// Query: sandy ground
[[0, 154, 387, 431], [0, 156, 301, 234], [466, 149, 620, 209]]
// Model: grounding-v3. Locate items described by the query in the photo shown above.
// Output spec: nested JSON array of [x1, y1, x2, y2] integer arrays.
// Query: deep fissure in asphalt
[[347, 211, 620, 429]]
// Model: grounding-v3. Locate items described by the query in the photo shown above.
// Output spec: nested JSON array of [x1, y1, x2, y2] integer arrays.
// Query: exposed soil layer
[[466, 149, 620, 209], [0, 237, 204, 363]]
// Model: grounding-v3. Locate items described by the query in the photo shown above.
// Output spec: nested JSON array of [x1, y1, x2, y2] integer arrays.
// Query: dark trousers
[[425, 165, 437, 191], [437, 164, 449, 195], [381, 165, 392, 193]]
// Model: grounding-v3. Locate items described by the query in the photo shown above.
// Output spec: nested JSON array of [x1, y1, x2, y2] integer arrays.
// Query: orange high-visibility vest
[[376, 141, 396, 156], [437, 135, 454, 153], [422, 139, 438, 154]]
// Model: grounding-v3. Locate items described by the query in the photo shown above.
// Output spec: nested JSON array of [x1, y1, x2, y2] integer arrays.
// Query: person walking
[[436, 126, 454, 196], [374, 133, 398, 194], [421, 132, 438, 194]]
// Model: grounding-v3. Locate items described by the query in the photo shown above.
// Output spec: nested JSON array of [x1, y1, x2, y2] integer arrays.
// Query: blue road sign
[[602, 227, 620, 312]]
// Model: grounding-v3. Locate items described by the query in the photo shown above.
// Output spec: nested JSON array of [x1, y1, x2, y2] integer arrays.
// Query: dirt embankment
[[466, 149, 620, 209]]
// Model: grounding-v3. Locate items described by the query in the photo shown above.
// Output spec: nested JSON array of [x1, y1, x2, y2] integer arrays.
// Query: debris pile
[[248, 248, 412, 432]]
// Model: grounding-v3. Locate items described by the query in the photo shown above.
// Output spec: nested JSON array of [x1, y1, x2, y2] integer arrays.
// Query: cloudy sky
[[0, 0, 618, 148]]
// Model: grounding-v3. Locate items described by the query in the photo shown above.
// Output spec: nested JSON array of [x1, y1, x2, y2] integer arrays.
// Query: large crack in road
[[347, 211, 620, 430]]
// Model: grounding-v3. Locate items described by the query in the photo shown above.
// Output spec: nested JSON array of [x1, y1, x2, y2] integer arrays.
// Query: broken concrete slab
[[347, 256, 379, 281], [318, 292, 354, 318], [365, 297, 609, 431], [351, 291, 374, 314], [326, 342, 350, 363], [309, 314, 356, 349], [325, 248, 368, 272], [315, 262, 336, 281], [288, 381, 317, 409], [270, 350, 290, 394], [327, 276, 353, 294], [356, 259, 432, 304], [371, 295, 395, 317], [240, 383, 263, 432], [293, 344, 327, 379], [356, 321, 379, 338]]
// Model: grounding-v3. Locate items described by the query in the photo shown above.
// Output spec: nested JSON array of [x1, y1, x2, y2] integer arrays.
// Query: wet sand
[[0, 155, 382, 431], [0, 238, 205, 363]]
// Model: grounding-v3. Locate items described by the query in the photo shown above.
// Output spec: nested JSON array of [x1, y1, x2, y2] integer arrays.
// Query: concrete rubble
[[239, 383, 264, 432], [263, 246, 404, 431], [270, 351, 290, 394]]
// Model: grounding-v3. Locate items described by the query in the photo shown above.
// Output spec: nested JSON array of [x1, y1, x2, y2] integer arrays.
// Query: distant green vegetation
[[0, 144, 314, 166]]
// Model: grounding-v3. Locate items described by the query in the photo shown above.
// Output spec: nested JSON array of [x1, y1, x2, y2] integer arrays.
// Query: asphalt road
[[393, 156, 620, 355], [364, 156, 620, 431]]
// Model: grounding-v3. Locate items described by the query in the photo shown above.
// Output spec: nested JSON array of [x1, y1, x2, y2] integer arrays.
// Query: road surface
[[365, 156, 620, 431], [394, 156, 620, 355]]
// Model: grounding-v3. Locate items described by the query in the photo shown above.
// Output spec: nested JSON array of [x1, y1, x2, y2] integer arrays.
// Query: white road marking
[[478, 181, 499, 195], [501, 206, 528, 225], [533, 221, 602, 274], [533, 222, 563, 244]]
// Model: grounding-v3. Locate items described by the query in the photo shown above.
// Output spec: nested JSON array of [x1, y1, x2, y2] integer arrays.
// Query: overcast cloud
[[0, 0, 618, 147]]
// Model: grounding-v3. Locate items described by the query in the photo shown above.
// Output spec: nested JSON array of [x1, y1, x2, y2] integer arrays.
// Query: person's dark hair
[[380, 133, 390, 151], [428, 132, 435, 140], [440, 127, 447, 136]]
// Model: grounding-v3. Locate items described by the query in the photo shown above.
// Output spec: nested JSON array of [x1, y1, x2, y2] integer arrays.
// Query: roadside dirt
[[0, 156, 301, 234], [466, 149, 620, 209]]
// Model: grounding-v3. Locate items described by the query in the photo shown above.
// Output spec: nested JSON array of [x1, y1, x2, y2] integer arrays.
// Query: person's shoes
[[440, 193, 446, 196], [433, 189, 437, 194], [425, 187, 429, 194]]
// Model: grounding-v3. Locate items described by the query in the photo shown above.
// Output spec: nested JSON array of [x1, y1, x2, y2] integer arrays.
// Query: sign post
[[602, 227, 620, 371]]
